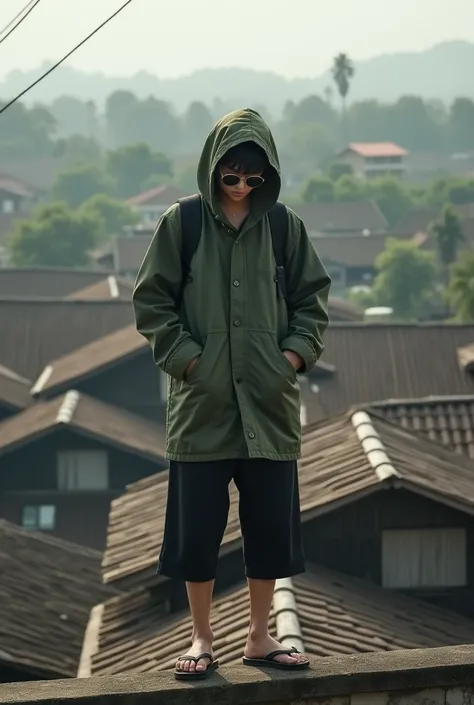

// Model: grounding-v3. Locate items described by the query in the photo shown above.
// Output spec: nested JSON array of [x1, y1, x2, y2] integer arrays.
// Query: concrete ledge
[[1, 645, 474, 705]]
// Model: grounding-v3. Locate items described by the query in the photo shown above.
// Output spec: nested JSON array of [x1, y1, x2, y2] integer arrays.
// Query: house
[[80, 563, 474, 677], [126, 185, 186, 225], [0, 391, 167, 549], [101, 408, 474, 619], [65, 276, 134, 300], [0, 520, 115, 682], [30, 324, 167, 422], [0, 174, 36, 216], [337, 142, 408, 180]]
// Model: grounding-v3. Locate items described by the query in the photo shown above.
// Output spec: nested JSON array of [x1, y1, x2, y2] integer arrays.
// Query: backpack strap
[[268, 201, 289, 299], [178, 194, 202, 300]]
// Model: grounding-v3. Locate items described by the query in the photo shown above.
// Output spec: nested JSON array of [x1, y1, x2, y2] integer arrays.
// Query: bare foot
[[175, 634, 214, 674], [244, 633, 309, 665]]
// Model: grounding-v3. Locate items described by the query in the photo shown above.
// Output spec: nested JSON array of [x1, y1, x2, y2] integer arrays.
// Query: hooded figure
[[133, 109, 330, 461], [132, 109, 330, 679]]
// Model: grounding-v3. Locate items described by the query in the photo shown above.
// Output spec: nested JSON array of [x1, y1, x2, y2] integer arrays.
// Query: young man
[[133, 108, 330, 679]]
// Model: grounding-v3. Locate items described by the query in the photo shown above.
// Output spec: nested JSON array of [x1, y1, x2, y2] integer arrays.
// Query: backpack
[[178, 194, 289, 301]]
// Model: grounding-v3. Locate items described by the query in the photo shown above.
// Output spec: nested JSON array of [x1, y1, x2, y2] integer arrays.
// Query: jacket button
[[233, 280, 240, 287], [233, 319, 241, 327], [248, 432, 255, 439], [235, 377, 242, 384]]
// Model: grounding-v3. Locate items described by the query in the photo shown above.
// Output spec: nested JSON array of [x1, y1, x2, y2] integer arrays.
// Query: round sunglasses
[[220, 172, 265, 189]]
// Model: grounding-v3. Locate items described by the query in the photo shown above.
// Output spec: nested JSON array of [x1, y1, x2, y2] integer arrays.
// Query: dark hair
[[220, 141, 268, 174]]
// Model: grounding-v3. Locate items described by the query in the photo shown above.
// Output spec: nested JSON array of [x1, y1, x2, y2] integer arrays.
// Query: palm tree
[[430, 205, 465, 288], [446, 251, 474, 321], [331, 53, 355, 143]]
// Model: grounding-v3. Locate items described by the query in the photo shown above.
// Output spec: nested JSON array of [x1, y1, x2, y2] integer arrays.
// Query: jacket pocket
[[247, 331, 297, 399]]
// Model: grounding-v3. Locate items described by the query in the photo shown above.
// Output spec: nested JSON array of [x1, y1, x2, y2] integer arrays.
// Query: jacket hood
[[197, 108, 281, 226]]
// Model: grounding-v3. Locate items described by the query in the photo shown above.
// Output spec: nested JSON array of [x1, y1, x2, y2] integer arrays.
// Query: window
[[22, 505, 56, 530], [382, 528, 466, 589], [57, 450, 109, 490]]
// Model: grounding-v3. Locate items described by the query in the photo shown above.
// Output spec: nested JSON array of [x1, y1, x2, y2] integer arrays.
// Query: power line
[[0, 0, 42, 46], [0, 0, 135, 116]]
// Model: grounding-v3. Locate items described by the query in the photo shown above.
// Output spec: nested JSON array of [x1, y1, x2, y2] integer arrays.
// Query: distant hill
[[2, 41, 473, 114]]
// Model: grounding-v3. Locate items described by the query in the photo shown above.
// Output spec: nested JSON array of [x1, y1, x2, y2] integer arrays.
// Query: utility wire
[[0, 0, 135, 116], [0, 0, 42, 46]]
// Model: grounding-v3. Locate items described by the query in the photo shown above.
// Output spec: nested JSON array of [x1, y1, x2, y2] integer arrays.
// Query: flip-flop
[[174, 652, 219, 680], [242, 646, 310, 671]]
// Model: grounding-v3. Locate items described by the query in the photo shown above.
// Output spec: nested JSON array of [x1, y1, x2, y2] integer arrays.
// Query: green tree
[[430, 205, 465, 285], [333, 174, 366, 201], [8, 203, 99, 267], [79, 194, 139, 238], [373, 238, 437, 319], [302, 176, 335, 203], [366, 176, 413, 227], [183, 101, 214, 151], [106, 143, 172, 198], [52, 163, 112, 208], [327, 162, 353, 181], [446, 252, 474, 321], [331, 53, 355, 141], [0, 100, 56, 158], [448, 98, 474, 153]]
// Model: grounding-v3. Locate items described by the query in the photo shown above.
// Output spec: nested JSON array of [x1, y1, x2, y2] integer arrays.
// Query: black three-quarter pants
[[157, 459, 306, 582]]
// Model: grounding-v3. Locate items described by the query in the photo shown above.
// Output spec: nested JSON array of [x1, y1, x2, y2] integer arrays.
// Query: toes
[[196, 658, 209, 672]]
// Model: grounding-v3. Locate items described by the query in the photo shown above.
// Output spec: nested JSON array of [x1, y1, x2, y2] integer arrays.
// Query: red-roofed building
[[338, 142, 408, 180]]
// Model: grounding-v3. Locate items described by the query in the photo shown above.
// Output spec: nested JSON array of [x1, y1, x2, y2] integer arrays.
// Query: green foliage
[[0, 100, 56, 158], [8, 202, 99, 267], [79, 194, 139, 239], [425, 176, 474, 207], [373, 238, 437, 319], [332, 54, 355, 100], [446, 251, 474, 321], [367, 176, 413, 227], [333, 175, 366, 201], [52, 163, 113, 208], [173, 163, 198, 193], [302, 176, 335, 203], [105, 143, 172, 199], [327, 162, 354, 181]]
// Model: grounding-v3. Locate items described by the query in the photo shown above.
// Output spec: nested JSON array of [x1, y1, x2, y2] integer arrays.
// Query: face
[[218, 165, 264, 203]]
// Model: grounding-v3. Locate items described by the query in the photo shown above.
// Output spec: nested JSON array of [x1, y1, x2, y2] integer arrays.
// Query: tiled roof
[[0, 174, 34, 197], [312, 233, 419, 268], [0, 298, 131, 379], [0, 390, 166, 462], [0, 520, 116, 678], [65, 276, 134, 300], [102, 408, 474, 587], [346, 142, 408, 158], [126, 185, 186, 207], [390, 207, 439, 236], [370, 395, 474, 459], [84, 563, 474, 676]]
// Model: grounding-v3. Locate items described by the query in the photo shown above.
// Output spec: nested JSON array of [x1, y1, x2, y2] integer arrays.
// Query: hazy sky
[[1, 0, 473, 80]]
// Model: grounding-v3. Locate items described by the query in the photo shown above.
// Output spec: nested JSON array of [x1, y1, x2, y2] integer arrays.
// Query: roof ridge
[[273, 578, 304, 654], [351, 410, 401, 481], [56, 390, 80, 424]]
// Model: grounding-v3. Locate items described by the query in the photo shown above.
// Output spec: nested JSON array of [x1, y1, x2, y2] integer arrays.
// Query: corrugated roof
[[0, 298, 132, 379], [0, 267, 114, 298], [346, 142, 408, 158], [65, 276, 134, 301], [101, 408, 474, 587], [0, 520, 116, 678], [307, 323, 474, 422], [291, 201, 388, 234], [0, 390, 166, 462], [84, 563, 474, 676]]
